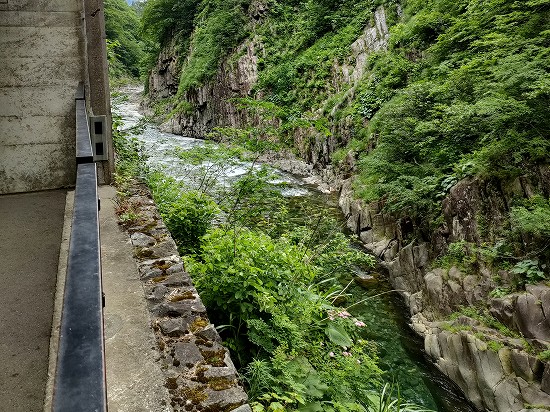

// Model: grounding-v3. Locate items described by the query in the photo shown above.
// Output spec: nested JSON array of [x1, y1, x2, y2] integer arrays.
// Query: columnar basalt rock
[[413, 314, 550, 412], [117, 184, 250, 412], [338, 172, 550, 411]]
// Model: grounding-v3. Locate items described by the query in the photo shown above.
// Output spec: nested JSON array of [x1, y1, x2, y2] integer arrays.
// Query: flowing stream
[[115, 87, 477, 412]]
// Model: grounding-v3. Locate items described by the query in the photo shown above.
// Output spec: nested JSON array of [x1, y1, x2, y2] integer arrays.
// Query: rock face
[[148, 39, 260, 138], [414, 314, 550, 412], [148, 39, 180, 101], [490, 285, 550, 344], [339, 171, 550, 411], [144, 4, 550, 410]]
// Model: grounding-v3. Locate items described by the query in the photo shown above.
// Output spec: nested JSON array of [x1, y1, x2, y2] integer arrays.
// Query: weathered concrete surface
[[83, 0, 115, 185], [0, 190, 66, 411], [99, 185, 171, 412], [0, 0, 84, 194], [43, 190, 73, 412]]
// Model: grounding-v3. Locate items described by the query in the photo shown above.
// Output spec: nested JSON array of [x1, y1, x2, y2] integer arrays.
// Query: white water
[[116, 88, 309, 197]]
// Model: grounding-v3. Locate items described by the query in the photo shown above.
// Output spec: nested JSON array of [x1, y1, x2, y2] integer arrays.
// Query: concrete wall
[[0, 0, 112, 194], [82, 0, 113, 185]]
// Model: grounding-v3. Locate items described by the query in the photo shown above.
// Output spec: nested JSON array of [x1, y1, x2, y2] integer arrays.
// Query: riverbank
[[114, 85, 478, 411]]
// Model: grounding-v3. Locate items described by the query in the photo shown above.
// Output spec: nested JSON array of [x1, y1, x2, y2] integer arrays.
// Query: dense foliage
[[111, 84, 435, 409], [140, 0, 548, 221], [140, 0, 250, 91], [104, 0, 144, 78], [141, 156, 396, 410], [141, 0, 549, 267], [353, 0, 550, 215], [111, 0, 550, 407]]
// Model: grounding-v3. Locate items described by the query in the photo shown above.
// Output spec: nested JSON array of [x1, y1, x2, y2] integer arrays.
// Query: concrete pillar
[[83, 0, 113, 184]]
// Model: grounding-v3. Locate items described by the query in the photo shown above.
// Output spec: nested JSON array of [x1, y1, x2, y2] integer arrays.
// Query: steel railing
[[52, 84, 107, 411]]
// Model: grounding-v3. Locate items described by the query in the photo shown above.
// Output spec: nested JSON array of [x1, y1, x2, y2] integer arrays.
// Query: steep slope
[[143, 1, 550, 410]]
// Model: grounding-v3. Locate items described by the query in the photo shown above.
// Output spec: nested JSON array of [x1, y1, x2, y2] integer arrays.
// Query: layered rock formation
[[339, 173, 550, 411], [149, 39, 260, 138]]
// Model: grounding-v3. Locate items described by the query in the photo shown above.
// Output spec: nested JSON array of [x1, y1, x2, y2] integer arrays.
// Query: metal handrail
[[52, 87, 106, 411]]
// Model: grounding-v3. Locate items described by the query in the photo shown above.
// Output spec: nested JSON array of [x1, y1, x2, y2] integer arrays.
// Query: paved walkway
[[1, 186, 169, 412], [99, 185, 169, 412], [0, 190, 66, 412]]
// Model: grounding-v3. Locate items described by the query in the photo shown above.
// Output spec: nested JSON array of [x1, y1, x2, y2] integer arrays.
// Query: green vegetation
[[141, 0, 550, 260], [111, 95, 148, 189], [141, 0, 249, 92], [104, 0, 144, 79], [352, 0, 550, 209], [171, 141, 247, 165], [144, 166, 397, 410], [141, 0, 198, 47], [110, 103, 413, 408], [115, 133, 428, 409], [186, 226, 382, 411], [510, 196, 550, 238], [146, 172, 218, 254], [511, 259, 547, 286], [433, 241, 476, 270], [110, 0, 550, 407]]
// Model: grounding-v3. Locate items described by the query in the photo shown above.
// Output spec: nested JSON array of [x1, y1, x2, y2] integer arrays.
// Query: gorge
[[107, 0, 550, 410]]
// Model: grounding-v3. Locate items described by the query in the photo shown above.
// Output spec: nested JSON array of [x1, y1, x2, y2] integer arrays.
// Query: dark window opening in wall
[[94, 121, 103, 135], [95, 142, 104, 156]]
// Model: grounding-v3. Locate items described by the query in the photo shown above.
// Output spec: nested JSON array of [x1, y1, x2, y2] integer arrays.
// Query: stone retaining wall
[[117, 183, 251, 412]]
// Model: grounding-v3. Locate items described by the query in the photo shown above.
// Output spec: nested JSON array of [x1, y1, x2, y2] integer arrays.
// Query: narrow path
[[0, 190, 66, 411], [100, 185, 170, 412]]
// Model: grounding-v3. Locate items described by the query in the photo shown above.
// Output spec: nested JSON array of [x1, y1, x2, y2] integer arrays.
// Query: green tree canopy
[[104, 0, 144, 77]]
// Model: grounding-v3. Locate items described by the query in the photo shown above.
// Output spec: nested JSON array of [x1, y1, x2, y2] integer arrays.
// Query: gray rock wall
[[117, 184, 251, 412], [148, 39, 260, 138], [338, 172, 550, 411], [413, 314, 550, 412]]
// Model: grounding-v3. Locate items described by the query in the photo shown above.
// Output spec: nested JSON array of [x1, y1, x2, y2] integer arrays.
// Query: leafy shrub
[[510, 196, 550, 238], [434, 241, 477, 270], [538, 350, 550, 363], [511, 259, 547, 286], [111, 108, 148, 190], [186, 226, 382, 410], [146, 172, 218, 254], [172, 141, 246, 165], [489, 287, 511, 299]]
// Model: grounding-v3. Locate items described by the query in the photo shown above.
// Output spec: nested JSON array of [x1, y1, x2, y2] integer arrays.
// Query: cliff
[[143, 2, 550, 410]]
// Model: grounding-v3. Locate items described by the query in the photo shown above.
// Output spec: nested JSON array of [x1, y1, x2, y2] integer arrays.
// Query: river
[[114, 86, 477, 412]]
